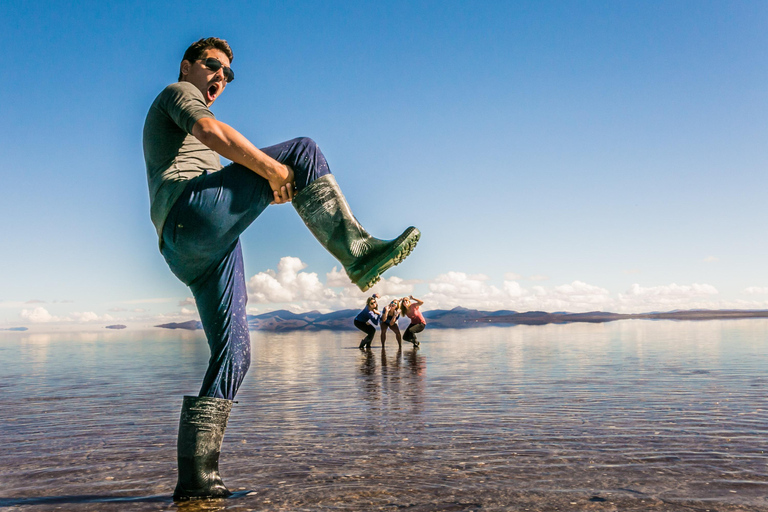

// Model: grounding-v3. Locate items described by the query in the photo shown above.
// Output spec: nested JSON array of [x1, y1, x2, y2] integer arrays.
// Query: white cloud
[[433, 277, 610, 313], [504, 272, 522, 281], [549, 281, 612, 309], [528, 274, 549, 282], [425, 272, 509, 310], [425, 273, 610, 312], [622, 282, 718, 299], [69, 311, 114, 323], [19, 307, 115, 324], [744, 287, 768, 295], [419, 272, 740, 314], [424, 272, 610, 311], [503, 280, 526, 297], [21, 307, 56, 323], [326, 266, 352, 288], [248, 257, 335, 304], [616, 283, 720, 312], [703, 256, 719, 263], [430, 272, 484, 292], [368, 275, 416, 296], [178, 297, 195, 306]]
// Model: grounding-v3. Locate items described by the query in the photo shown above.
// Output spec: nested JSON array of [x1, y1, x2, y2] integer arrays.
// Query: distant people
[[354, 295, 380, 349], [380, 299, 402, 347], [400, 295, 426, 345]]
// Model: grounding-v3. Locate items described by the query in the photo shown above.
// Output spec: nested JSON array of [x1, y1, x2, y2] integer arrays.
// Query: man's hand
[[192, 118, 298, 204], [270, 164, 296, 204]]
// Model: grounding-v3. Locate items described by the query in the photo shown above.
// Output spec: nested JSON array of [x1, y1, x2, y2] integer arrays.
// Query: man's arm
[[192, 117, 295, 203]]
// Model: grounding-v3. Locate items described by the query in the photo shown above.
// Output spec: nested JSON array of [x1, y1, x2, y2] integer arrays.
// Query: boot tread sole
[[357, 228, 420, 291]]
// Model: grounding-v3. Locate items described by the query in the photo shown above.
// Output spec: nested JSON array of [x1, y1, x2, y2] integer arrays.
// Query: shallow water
[[1, 319, 768, 511]]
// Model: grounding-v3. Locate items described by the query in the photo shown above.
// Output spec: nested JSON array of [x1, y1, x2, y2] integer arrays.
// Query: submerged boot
[[293, 175, 420, 291], [173, 396, 233, 501], [359, 333, 373, 349]]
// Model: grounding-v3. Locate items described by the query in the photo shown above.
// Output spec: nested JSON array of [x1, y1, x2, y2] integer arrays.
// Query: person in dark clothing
[[143, 37, 420, 500], [380, 299, 403, 347], [354, 295, 381, 349]]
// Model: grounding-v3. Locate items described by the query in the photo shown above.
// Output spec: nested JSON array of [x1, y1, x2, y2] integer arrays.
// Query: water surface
[[2, 319, 768, 511]]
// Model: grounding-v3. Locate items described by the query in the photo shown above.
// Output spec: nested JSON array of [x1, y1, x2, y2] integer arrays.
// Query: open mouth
[[206, 82, 221, 103]]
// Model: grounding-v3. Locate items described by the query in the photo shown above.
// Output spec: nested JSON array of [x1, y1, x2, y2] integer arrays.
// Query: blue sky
[[3, 1, 768, 328]]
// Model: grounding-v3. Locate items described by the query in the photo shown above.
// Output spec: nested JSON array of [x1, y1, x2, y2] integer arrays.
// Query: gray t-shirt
[[143, 81, 222, 244]]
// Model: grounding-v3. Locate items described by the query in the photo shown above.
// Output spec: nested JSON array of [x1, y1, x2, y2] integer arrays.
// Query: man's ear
[[179, 60, 191, 80]]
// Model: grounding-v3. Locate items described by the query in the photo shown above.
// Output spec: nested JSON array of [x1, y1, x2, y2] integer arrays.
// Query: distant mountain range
[[155, 307, 768, 332]]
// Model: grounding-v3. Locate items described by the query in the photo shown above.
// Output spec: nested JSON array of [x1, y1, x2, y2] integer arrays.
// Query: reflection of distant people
[[380, 299, 402, 347], [400, 295, 426, 345], [354, 295, 380, 349]]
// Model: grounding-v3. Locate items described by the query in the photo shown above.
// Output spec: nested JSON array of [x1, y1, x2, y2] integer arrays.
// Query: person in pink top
[[400, 295, 426, 345]]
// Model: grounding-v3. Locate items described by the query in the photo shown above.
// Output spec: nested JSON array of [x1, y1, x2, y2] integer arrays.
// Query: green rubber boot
[[293, 175, 420, 291], [173, 396, 233, 501]]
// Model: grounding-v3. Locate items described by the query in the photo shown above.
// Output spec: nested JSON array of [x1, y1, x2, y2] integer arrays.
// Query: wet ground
[[1, 319, 768, 511]]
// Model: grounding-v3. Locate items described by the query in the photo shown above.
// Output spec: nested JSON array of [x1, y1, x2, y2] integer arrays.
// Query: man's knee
[[295, 136, 318, 152], [291, 136, 330, 190]]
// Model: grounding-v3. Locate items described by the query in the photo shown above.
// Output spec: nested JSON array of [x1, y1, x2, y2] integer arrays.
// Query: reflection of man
[[142, 37, 420, 500]]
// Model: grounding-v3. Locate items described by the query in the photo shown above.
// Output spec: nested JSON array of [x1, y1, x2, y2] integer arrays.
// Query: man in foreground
[[142, 37, 420, 500]]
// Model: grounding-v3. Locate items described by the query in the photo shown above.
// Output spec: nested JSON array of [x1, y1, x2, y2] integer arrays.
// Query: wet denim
[[161, 137, 330, 399]]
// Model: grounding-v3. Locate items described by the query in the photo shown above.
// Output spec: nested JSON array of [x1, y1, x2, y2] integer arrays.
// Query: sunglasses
[[197, 58, 235, 83]]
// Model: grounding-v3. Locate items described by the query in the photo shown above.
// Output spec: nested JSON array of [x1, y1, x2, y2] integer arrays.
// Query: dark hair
[[178, 37, 234, 80]]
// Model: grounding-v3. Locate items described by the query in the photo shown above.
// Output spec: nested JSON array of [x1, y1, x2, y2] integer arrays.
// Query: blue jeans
[[161, 137, 330, 399]]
